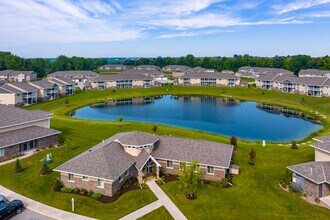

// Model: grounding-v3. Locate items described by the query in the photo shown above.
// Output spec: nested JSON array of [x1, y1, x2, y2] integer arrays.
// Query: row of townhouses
[[0, 78, 75, 106], [256, 74, 330, 97], [0, 105, 60, 162], [0, 70, 38, 83]]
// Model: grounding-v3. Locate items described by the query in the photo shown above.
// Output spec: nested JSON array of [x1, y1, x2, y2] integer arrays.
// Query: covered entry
[[137, 155, 161, 183]]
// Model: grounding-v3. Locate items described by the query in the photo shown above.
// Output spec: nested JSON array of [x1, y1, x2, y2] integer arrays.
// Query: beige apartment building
[[178, 72, 240, 87]]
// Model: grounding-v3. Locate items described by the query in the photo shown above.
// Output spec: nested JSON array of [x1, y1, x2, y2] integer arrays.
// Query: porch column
[[156, 166, 160, 179], [138, 170, 143, 184]]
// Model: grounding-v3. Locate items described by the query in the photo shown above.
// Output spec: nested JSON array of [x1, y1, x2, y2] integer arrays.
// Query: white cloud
[[308, 11, 330, 17], [273, 0, 330, 14], [158, 29, 237, 38]]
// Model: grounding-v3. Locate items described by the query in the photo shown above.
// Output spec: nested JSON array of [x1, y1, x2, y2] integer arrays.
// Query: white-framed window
[[166, 160, 173, 169], [0, 149, 4, 157], [124, 170, 129, 176], [119, 175, 123, 182], [68, 173, 74, 182], [97, 179, 105, 188], [194, 164, 200, 172], [207, 166, 215, 175], [82, 176, 89, 181]]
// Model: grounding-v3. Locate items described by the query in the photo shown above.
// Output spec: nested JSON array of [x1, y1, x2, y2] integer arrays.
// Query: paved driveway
[[11, 209, 55, 220]]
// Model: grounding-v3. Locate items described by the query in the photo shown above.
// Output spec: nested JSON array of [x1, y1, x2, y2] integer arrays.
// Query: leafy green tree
[[118, 115, 124, 122], [178, 160, 203, 199], [40, 161, 52, 175]]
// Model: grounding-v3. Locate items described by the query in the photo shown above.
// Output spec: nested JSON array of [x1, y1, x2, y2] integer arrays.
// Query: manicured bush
[[61, 187, 73, 193], [118, 115, 124, 122], [230, 136, 237, 146], [115, 191, 121, 196], [152, 124, 158, 132], [249, 148, 256, 165], [73, 188, 80, 193], [87, 190, 94, 197], [53, 179, 63, 191], [279, 180, 287, 188], [79, 188, 87, 195], [291, 141, 298, 149], [91, 192, 103, 199], [40, 162, 52, 175], [315, 198, 320, 203], [220, 178, 229, 188], [284, 169, 292, 185], [14, 158, 23, 173]]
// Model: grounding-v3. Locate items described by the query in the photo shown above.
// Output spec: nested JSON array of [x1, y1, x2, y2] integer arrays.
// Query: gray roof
[[256, 74, 280, 81], [311, 142, 330, 154], [0, 126, 60, 148], [0, 87, 11, 94], [92, 74, 153, 82], [152, 135, 233, 168], [55, 131, 234, 181], [46, 77, 75, 86], [116, 131, 159, 146], [9, 71, 37, 76], [48, 71, 99, 78], [28, 80, 57, 89], [288, 161, 330, 184], [180, 72, 239, 79], [122, 69, 163, 76], [0, 84, 23, 93], [0, 105, 50, 128], [134, 65, 160, 70], [238, 66, 293, 75], [163, 65, 190, 70], [294, 77, 329, 86], [298, 69, 330, 76], [100, 64, 126, 68], [0, 70, 12, 77], [314, 135, 330, 143], [7, 82, 38, 92]]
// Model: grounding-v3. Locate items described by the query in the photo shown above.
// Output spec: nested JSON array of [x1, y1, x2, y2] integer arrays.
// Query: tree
[[40, 161, 52, 175], [291, 141, 298, 149], [230, 136, 237, 146], [118, 115, 124, 122], [152, 124, 158, 132], [65, 98, 69, 106], [249, 148, 256, 165], [178, 160, 203, 199], [14, 158, 23, 173]]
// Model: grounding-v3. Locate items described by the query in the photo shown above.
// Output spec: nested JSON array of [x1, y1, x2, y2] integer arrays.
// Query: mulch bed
[[163, 175, 178, 183], [98, 183, 140, 203]]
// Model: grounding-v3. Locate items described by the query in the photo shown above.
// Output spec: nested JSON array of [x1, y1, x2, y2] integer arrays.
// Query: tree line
[[1, 51, 330, 77]]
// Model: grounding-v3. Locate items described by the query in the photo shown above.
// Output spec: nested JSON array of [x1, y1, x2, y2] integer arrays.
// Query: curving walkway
[[0, 185, 95, 220], [119, 200, 163, 220]]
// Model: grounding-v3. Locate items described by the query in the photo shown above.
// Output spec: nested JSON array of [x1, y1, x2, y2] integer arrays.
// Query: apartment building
[[0, 70, 38, 82], [178, 72, 240, 87], [99, 64, 127, 71], [134, 65, 161, 71], [298, 69, 330, 78]]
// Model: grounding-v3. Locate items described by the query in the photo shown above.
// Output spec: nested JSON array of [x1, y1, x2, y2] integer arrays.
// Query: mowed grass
[[139, 206, 173, 220], [0, 86, 329, 219]]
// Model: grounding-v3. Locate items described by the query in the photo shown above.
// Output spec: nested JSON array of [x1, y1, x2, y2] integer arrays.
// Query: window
[[82, 176, 89, 181], [124, 170, 129, 176], [207, 166, 215, 175], [194, 164, 200, 172], [97, 179, 105, 188], [0, 149, 4, 157], [119, 175, 123, 182], [166, 160, 173, 169], [179, 162, 186, 171], [68, 173, 74, 182]]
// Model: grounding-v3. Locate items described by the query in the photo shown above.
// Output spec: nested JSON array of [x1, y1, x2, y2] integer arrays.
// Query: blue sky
[[0, 0, 330, 58]]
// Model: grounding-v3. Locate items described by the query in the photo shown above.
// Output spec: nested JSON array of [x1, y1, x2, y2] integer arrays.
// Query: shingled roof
[[91, 74, 153, 82], [116, 131, 159, 146], [180, 72, 239, 79], [0, 105, 51, 128], [313, 135, 330, 143], [288, 161, 330, 184]]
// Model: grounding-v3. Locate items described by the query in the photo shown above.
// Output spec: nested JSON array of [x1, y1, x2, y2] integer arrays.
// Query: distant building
[[122, 69, 164, 78], [99, 64, 127, 71], [134, 65, 161, 71], [236, 66, 293, 78], [0, 70, 38, 83], [298, 69, 330, 78], [178, 72, 240, 87], [90, 74, 154, 90], [222, 70, 234, 74], [47, 70, 99, 89], [162, 65, 190, 72], [0, 105, 60, 162]]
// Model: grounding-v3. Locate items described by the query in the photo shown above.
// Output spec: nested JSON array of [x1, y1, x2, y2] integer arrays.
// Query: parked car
[[0, 195, 8, 203], [0, 200, 24, 220]]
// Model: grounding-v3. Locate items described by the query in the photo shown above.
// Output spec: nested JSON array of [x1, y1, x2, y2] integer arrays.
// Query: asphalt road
[[11, 209, 55, 220]]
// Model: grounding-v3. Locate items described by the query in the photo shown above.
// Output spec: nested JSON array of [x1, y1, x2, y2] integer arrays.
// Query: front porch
[[137, 156, 161, 184]]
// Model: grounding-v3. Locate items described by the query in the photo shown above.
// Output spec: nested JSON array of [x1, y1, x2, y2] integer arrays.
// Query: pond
[[72, 95, 322, 142]]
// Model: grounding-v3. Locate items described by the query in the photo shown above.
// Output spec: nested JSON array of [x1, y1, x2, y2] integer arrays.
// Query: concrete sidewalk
[[146, 180, 187, 220], [0, 185, 95, 220], [119, 200, 163, 220], [0, 151, 34, 166]]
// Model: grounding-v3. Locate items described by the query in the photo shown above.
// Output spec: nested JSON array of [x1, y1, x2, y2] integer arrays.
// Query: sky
[[0, 0, 330, 58]]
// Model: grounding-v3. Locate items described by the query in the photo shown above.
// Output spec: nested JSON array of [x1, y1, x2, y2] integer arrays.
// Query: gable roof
[[29, 80, 57, 89], [298, 69, 330, 76], [0, 105, 51, 128], [122, 69, 163, 76], [48, 71, 99, 79], [180, 72, 239, 79], [313, 135, 330, 143], [8, 82, 38, 92], [92, 74, 153, 82], [288, 161, 330, 184], [116, 131, 159, 146]]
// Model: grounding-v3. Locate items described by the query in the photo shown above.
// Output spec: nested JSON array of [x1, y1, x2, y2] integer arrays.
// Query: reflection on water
[[72, 95, 322, 142]]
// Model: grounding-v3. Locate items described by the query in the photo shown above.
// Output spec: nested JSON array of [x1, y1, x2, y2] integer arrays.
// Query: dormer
[[114, 132, 159, 156], [311, 136, 330, 162]]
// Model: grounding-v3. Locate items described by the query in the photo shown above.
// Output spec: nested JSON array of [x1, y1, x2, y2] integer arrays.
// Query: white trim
[[206, 166, 215, 175], [138, 155, 161, 171], [313, 138, 324, 143], [115, 139, 159, 149], [153, 156, 229, 169], [53, 170, 114, 182], [68, 173, 75, 182], [0, 117, 51, 130], [287, 167, 326, 185], [166, 160, 173, 169], [310, 144, 330, 154], [82, 176, 89, 181], [97, 179, 105, 188], [0, 131, 61, 149]]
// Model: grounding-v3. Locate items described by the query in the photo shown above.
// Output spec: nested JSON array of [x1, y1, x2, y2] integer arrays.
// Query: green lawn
[[0, 86, 329, 219], [139, 206, 173, 220], [240, 77, 255, 83]]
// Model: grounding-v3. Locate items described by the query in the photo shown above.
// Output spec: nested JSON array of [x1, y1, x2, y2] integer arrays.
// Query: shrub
[[284, 169, 292, 185], [48, 145, 55, 148], [249, 148, 256, 165], [72, 188, 80, 193], [61, 187, 73, 193], [301, 97, 305, 105], [53, 179, 64, 191], [87, 190, 94, 197], [230, 136, 237, 146], [40, 162, 52, 175], [279, 180, 287, 188], [79, 188, 87, 195], [115, 191, 121, 196], [65, 98, 69, 106], [112, 89, 116, 93], [220, 178, 229, 188], [291, 141, 298, 149], [315, 198, 320, 203], [91, 192, 103, 200], [261, 91, 265, 95], [152, 124, 158, 132], [118, 115, 124, 122], [14, 158, 23, 173], [302, 192, 307, 197]]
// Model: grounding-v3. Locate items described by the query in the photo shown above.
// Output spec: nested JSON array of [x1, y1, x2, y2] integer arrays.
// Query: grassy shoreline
[[0, 86, 328, 219]]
